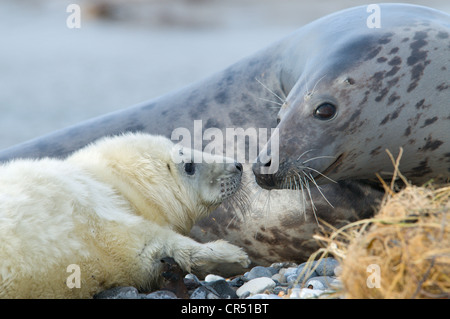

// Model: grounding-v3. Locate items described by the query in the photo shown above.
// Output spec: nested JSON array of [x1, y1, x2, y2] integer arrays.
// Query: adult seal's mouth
[[253, 153, 344, 190], [253, 171, 277, 190]]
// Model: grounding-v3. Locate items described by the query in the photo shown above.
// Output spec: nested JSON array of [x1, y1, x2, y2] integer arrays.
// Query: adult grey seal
[[2, 4, 445, 273], [253, 4, 450, 190]]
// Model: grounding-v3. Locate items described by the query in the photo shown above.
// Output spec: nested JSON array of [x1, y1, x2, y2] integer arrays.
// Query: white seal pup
[[0, 133, 248, 298]]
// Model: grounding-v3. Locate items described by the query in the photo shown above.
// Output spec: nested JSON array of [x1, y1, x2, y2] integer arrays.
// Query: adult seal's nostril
[[252, 155, 272, 175], [252, 157, 278, 190], [235, 162, 243, 173]]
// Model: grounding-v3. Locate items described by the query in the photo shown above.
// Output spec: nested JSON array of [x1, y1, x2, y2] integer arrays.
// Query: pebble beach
[[95, 257, 342, 299]]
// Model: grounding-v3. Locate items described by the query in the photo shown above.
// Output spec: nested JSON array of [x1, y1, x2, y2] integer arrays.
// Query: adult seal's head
[[253, 5, 450, 189]]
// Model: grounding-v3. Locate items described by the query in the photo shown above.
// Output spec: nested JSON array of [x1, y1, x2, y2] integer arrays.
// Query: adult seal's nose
[[252, 156, 277, 189], [235, 162, 243, 173], [252, 154, 271, 174]]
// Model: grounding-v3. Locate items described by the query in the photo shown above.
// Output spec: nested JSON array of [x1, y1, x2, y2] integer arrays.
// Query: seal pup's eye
[[184, 162, 195, 175], [313, 103, 337, 120]]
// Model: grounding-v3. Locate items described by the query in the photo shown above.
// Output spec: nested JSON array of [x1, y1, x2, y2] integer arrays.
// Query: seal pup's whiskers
[[222, 184, 252, 222], [222, 168, 255, 222], [248, 178, 266, 210], [225, 214, 238, 230], [248, 179, 272, 240], [261, 188, 272, 229], [247, 178, 276, 232]]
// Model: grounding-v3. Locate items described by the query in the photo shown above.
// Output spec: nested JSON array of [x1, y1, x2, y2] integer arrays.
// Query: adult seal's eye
[[313, 103, 337, 120], [184, 162, 195, 175]]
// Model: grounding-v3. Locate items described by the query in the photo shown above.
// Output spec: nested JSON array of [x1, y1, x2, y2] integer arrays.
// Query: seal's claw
[[240, 256, 251, 268]]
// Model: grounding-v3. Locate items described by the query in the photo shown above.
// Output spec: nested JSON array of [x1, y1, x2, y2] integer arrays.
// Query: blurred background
[[0, 0, 449, 150]]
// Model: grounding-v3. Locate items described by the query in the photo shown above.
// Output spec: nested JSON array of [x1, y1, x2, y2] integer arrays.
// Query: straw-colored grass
[[312, 148, 450, 298]]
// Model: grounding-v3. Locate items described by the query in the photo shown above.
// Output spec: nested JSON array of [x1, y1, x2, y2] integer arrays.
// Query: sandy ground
[[0, 0, 449, 150]]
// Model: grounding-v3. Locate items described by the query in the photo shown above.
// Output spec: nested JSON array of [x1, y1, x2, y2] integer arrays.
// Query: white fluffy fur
[[0, 133, 249, 298]]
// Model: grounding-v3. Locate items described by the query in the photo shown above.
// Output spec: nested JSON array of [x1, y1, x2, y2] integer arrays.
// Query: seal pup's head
[[67, 133, 243, 234]]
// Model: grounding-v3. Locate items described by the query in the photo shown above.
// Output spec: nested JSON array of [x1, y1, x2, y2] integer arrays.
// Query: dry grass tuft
[[314, 148, 450, 299]]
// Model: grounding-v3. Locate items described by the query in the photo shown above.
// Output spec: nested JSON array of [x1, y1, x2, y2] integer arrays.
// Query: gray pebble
[[205, 280, 237, 299], [286, 274, 299, 285], [184, 274, 201, 290], [304, 276, 339, 290], [190, 286, 220, 299], [270, 262, 298, 270], [239, 291, 251, 299], [204, 274, 225, 282], [266, 267, 279, 276], [244, 266, 274, 280], [273, 286, 287, 295], [94, 286, 142, 299], [246, 293, 282, 299], [236, 277, 276, 298], [288, 272, 317, 285], [190, 287, 208, 299], [314, 258, 339, 277], [283, 267, 298, 278], [145, 290, 178, 299], [271, 273, 283, 283], [229, 276, 246, 288], [289, 288, 325, 299], [296, 262, 318, 282]]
